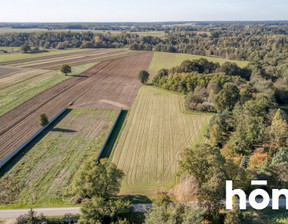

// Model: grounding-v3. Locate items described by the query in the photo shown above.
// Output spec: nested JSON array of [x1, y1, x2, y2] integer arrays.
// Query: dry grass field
[[112, 86, 211, 197], [0, 108, 119, 207]]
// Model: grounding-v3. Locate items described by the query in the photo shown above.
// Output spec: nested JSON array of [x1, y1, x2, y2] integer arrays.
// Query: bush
[[61, 64, 72, 76], [138, 70, 150, 84], [39, 113, 49, 126]]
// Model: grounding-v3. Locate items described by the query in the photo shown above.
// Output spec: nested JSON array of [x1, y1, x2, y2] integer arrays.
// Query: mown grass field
[[0, 108, 119, 208], [112, 85, 211, 197], [0, 62, 98, 116], [149, 52, 249, 76], [0, 48, 93, 63]]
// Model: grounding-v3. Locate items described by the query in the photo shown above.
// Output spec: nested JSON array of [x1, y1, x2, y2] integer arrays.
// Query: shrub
[[39, 113, 49, 126], [138, 70, 150, 84]]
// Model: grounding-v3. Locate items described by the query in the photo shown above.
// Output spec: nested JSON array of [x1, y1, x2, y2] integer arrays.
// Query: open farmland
[[112, 86, 211, 197], [0, 48, 131, 68], [0, 52, 153, 168], [0, 48, 95, 64], [0, 28, 165, 37], [10, 49, 132, 69], [72, 52, 153, 109], [0, 62, 99, 116], [149, 52, 249, 78], [0, 108, 118, 207], [0, 66, 23, 77]]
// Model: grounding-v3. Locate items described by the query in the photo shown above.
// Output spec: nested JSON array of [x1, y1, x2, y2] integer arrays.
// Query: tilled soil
[[0, 52, 153, 163]]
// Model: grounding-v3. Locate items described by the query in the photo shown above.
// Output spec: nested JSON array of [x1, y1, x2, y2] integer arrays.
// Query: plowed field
[[0, 52, 153, 164]]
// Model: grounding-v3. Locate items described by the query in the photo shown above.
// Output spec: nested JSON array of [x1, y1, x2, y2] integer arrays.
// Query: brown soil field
[[0, 52, 153, 163], [72, 52, 153, 109], [0, 66, 23, 77], [16, 49, 131, 69]]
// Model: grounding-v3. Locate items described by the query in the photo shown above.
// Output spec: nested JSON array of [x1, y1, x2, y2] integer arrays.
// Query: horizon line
[[1, 20, 288, 24]]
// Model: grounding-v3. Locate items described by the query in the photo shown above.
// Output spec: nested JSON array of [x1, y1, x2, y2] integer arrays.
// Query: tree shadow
[[99, 110, 128, 159], [51, 128, 77, 133], [0, 109, 72, 177], [120, 194, 152, 204], [71, 75, 88, 78]]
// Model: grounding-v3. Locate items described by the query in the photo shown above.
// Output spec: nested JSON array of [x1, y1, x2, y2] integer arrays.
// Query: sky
[[1, 0, 288, 22]]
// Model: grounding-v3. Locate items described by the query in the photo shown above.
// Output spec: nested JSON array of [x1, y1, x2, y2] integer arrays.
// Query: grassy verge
[[0, 62, 98, 116], [111, 85, 211, 198], [0, 108, 119, 208]]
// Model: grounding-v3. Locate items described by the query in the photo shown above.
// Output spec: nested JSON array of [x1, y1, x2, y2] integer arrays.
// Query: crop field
[[0, 48, 95, 64], [149, 52, 249, 75], [112, 86, 211, 197], [0, 108, 119, 207], [9, 49, 132, 69], [0, 52, 153, 168], [0, 62, 99, 117], [72, 52, 153, 110]]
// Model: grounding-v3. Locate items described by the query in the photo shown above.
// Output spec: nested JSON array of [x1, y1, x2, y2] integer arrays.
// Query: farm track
[[0, 52, 153, 163]]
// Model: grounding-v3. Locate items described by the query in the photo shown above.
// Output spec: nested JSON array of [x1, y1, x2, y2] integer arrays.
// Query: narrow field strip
[[112, 86, 211, 197]]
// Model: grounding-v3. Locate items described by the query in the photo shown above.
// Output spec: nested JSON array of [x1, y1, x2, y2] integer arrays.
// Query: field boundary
[[97, 109, 123, 161], [0, 107, 68, 169]]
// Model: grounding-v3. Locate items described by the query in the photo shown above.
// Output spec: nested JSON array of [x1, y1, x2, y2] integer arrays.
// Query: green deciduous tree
[[179, 144, 227, 213], [21, 44, 31, 53], [138, 70, 150, 84], [220, 62, 241, 76], [61, 64, 72, 76], [269, 109, 288, 150], [39, 113, 49, 126], [214, 83, 240, 111], [224, 197, 244, 224], [79, 197, 132, 224], [72, 158, 124, 199]]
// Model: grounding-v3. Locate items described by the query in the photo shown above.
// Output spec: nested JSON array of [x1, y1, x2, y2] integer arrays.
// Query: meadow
[[0, 62, 98, 116], [112, 85, 211, 197], [0, 108, 119, 207], [149, 51, 249, 76]]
